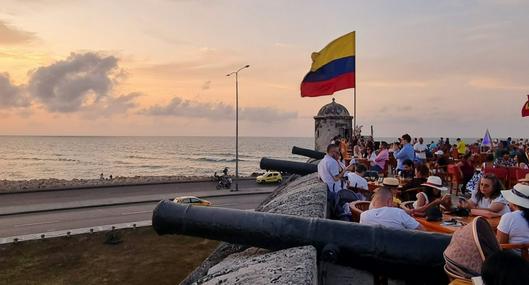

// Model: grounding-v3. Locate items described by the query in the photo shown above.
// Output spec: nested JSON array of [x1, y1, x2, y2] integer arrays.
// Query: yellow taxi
[[173, 196, 211, 206], [256, 171, 283, 184]]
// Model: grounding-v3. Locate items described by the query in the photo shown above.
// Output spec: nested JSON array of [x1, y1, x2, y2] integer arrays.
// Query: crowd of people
[[318, 133, 529, 281]]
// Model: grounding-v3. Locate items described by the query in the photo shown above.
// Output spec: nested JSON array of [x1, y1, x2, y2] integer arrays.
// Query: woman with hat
[[459, 173, 511, 215], [497, 183, 529, 248], [411, 176, 450, 216]]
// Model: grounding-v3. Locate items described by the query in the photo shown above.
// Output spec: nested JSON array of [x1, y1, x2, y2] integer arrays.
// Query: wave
[[8, 157, 80, 163], [126, 155, 162, 160], [138, 165, 166, 169], [194, 157, 242, 163]]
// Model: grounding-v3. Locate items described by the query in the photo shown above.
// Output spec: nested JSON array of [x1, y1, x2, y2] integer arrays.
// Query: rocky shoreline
[[0, 175, 252, 194]]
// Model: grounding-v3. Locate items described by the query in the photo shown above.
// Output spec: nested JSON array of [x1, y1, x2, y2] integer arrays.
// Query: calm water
[[0, 136, 313, 180]]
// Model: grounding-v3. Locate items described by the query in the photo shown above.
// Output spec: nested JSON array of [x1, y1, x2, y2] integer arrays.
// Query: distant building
[[314, 98, 353, 152]]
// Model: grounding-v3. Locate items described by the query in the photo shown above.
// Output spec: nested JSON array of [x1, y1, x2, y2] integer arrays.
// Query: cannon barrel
[[152, 201, 451, 279], [291, 146, 325, 160], [259, 157, 317, 175]]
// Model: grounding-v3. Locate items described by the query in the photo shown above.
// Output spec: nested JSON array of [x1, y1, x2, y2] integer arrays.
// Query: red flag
[[523, 95, 529, 117]]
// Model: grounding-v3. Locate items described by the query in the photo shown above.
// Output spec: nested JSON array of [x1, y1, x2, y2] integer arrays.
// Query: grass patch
[[0, 227, 218, 285]]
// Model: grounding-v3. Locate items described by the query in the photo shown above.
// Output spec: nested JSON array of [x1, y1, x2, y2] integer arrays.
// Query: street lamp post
[[226, 64, 250, 191]]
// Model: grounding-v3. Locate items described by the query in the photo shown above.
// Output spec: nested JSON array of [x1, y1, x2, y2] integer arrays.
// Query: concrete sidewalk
[[0, 189, 273, 217]]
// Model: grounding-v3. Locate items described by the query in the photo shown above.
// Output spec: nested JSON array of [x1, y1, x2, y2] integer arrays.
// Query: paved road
[[0, 193, 271, 237], [0, 179, 271, 208]]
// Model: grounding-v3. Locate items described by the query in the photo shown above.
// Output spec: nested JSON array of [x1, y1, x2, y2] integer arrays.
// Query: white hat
[[421, 176, 448, 191], [434, 150, 444, 156], [382, 177, 399, 187], [502, 183, 529, 209]]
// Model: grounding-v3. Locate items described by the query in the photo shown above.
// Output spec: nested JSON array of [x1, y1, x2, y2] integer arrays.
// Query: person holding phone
[[459, 174, 510, 215]]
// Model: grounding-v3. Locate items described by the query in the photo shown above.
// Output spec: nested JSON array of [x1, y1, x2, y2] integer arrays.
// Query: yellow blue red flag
[[301, 32, 355, 97], [522, 95, 529, 117]]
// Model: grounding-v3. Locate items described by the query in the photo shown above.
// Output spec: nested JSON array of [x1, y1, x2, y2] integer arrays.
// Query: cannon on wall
[[152, 201, 451, 282], [259, 157, 317, 175], [291, 146, 325, 160]]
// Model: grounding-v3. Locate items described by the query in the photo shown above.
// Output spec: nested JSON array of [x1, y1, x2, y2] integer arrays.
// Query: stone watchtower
[[314, 98, 353, 152]]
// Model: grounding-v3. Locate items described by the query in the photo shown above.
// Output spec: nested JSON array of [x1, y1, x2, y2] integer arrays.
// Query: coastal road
[[0, 179, 272, 208], [0, 192, 271, 237]]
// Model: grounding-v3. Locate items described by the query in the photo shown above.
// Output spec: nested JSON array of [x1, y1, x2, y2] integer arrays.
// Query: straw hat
[[421, 176, 448, 191], [501, 183, 529, 209], [518, 173, 529, 183], [382, 177, 399, 187], [443, 217, 500, 280]]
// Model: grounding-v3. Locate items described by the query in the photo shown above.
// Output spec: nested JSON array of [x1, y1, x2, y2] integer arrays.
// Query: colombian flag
[[300, 32, 355, 97], [522, 95, 529, 117]]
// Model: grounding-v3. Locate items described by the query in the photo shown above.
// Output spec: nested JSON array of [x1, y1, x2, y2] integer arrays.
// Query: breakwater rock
[[0, 175, 221, 193]]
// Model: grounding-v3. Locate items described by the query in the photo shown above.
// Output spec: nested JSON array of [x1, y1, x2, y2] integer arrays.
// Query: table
[[415, 213, 500, 234]]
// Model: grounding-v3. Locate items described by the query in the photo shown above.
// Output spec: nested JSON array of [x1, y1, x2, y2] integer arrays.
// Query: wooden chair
[[447, 164, 462, 195], [483, 167, 509, 188], [501, 243, 529, 261], [515, 168, 529, 182], [508, 167, 520, 188], [350, 201, 370, 222]]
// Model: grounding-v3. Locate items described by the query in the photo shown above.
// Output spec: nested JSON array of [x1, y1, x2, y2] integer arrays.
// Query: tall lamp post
[[226, 64, 250, 192]]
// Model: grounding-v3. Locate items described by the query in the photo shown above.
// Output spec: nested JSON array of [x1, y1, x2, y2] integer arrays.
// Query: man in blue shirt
[[394, 134, 415, 173]]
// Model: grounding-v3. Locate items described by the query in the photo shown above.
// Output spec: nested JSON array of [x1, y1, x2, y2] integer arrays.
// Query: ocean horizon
[[0, 135, 509, 181]]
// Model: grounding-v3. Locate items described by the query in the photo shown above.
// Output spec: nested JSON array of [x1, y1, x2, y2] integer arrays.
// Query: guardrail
[[0, 220, 152, 245]]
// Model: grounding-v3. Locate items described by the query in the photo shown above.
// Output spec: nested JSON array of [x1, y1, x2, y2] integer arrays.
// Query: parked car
[[173, 196, 211, 206], [256, 171, 283, 184]]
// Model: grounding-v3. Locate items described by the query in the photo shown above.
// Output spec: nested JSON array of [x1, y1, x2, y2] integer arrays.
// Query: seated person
[[401, 164, 429, 191], [481, 251, 529, 285], [360, 187, 424, 231], [345, 164, 368, 201], [497, 183, 529, 252], [494, 150, 516, 167], [383, 177, 402, 206], [459, 174, 511, 216], [411, 176, 450, 216], [398, 159, 414, 179], [514, 153, 529, 169]]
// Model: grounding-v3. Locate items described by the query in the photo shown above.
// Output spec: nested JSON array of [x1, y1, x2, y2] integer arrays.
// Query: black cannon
[[259, 157, 317, 175], [291, 146, 325, 160], [152, 201, 451, 282]]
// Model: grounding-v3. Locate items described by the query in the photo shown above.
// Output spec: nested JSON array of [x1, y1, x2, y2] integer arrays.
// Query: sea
[[0, 136, 313, 180], [0, 136, 490, 180]]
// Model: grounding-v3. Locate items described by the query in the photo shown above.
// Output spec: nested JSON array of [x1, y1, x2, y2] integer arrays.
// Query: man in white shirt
[[346, 164, 368, 192], [345, 164, 368, 201], [360, 187, 424, 231], [318, 144, 354, 193], [414, 137, 427, 164]]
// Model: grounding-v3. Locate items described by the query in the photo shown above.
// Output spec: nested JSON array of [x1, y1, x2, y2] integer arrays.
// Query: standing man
[[456, 138, 467, 156], [414, 137, 427, 165], [318, 144, 354, 194], [394, 134, 415, 174], [371, 141, 389, 173]]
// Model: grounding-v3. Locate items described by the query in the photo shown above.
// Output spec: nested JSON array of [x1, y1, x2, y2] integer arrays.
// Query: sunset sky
[[1, 0, 528, 138]]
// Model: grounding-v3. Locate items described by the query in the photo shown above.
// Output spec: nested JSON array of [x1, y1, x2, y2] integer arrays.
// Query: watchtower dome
[[314, 98, 353, 152]]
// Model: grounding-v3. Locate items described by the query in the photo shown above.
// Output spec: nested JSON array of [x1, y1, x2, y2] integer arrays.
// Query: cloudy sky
[[0, 0, 528, 137]]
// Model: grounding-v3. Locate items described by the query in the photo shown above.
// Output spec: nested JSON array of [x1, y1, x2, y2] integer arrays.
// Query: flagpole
[[353, 31, 357, 139], [354, 87, 356, 138]]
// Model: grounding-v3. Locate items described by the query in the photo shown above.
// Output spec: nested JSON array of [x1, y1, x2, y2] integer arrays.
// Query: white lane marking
[[14, 220, 61, 227], [120, 210, 151, 216]]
